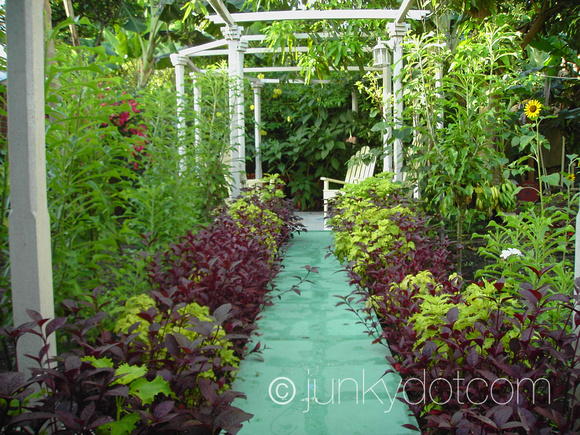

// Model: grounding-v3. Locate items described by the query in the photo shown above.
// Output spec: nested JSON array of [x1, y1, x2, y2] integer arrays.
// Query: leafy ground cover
[[0, 179, 305, 435], [328, 174, 580, 434]]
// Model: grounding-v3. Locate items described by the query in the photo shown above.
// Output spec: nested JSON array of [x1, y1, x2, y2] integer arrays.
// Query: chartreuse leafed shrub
[[333, 204, 414, 275], [114, 294, 239, 378], [406, 274, 519, 355], [328, 172, 454, 284], [329, 172, 410, 268], [329, 175, 580, 432], [228, 199, 284, 259]]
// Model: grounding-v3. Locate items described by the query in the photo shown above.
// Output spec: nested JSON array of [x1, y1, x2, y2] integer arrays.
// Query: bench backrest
[[344, 146, 376, 184]]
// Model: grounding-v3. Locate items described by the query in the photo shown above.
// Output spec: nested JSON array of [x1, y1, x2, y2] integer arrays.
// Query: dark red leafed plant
[[0, 181, 305, 434], [328, 178, 580, 433], [0, 295, 252, 435]]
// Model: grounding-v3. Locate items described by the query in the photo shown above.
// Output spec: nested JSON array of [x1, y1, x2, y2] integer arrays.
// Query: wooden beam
[[189, 46, 311, 57], [395, 0, 417, 24], [207, 0, 236, 26], [208, 9, 429, 24], [178, 39, 228, 57], [243, 66, 379, 73]]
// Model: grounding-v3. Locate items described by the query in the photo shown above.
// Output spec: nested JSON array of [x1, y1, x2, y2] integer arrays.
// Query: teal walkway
[[233, 231, 417, 435]]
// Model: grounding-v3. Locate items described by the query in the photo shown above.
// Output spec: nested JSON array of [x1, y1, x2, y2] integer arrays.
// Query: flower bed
[[0, 178, 304, 435], [328, 173, 580, 434]]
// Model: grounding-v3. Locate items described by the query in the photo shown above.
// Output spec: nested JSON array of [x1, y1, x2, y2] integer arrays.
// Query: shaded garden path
[[233, 230, 416, 434]]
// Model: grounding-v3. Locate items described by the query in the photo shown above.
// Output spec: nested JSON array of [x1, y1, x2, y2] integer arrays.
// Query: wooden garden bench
[[321, 146, 376, 223]]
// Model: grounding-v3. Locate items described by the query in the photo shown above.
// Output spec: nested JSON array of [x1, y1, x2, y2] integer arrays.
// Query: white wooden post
[[252, 81, 263, 180], [171, 54, 187, 170], [351, 89, 359, 113], [191, 72, 202, 149], [388, 22, 410, 182], [383, 44, 393, 173], [6, 0, 56, 373], [237, 39, 248, 182], [223, 25, 244, 196]]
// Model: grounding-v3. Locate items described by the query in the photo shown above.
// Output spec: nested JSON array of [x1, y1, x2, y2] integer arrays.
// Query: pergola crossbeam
[[208, 9, 429, 24], [243, 66, 379, 73], [189, 46, 311, 57], [395, 0, 418, 24], [207, 0, 236, 27], [176, 4, 425, 194], [178, 39, 228, 57]]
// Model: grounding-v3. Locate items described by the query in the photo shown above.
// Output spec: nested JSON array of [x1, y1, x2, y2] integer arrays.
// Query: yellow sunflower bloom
[[567, 173, 575, 181], [524, 99, 542, 120]]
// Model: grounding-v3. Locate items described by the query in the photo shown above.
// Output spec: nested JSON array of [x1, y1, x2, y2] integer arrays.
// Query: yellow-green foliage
[[228, 199, 283, 257], [333, 202, 414, 276], [367, 271, 445, 315], [341, 171, 402, 199], [115, 294, 239, 379], [252, 173, 286, 201], [408, 275, 519, 356], [394, 270, 445, 295], [329, 173, 411, 278]]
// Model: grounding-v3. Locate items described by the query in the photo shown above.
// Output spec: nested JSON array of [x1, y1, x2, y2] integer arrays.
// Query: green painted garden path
[[233, 230, 417, 435]]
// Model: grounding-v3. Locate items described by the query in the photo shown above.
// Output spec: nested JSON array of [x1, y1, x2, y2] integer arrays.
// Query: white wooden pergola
[[170, 0, 429, 197]]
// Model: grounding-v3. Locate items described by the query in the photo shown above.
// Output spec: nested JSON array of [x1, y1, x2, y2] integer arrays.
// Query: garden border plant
[[328, 173, 580, 434], [0, 177, 306, 434]]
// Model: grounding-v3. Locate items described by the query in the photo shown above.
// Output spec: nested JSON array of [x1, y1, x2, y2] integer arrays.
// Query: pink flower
[[110, 111, 131, 127], [346, 136, 357, 144]]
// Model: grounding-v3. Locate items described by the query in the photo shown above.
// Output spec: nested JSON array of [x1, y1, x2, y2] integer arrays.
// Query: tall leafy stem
[[401, 20, 522, 271], [45, 43, 137, 302]]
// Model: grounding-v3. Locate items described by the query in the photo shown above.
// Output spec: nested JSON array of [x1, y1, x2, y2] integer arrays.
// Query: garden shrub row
[[0, 178, 304, 435], [328, 174, 580, 434]]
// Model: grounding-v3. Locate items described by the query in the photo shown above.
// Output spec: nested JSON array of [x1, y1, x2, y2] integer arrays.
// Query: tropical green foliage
[[6, 35, 229, 308], [399, 19, 526, 270], [255, 75, 380, 209]]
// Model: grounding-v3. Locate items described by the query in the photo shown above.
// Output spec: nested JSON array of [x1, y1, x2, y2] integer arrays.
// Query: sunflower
[[567, 173, 576, 181], [524, 99, 542, 120]]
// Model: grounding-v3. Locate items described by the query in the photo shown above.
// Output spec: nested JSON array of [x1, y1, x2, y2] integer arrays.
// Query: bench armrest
[[320, 177, 347, 191]]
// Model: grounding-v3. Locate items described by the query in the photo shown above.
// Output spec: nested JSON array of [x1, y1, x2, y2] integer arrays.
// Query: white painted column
[[388, 22, 410, 182], [237, 39, 248, 181], [222, 25, 244, 196], [6, 0, 56, 373], [191, 73, 202, 149], [252, 81, 264, 179], [383, 44, 393, 173], [171, 54, 187, 168], [351, 89, 359, 113]]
